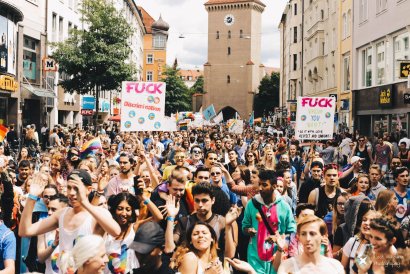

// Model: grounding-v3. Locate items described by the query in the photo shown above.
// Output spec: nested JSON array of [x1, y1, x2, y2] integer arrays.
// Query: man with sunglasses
[[186, 145, 203, 173], [352, 136, 373, 173], [382, 157, 402, 189]]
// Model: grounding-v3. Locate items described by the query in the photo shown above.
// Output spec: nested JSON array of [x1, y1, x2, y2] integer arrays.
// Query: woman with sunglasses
[[245, 151, 257, 171]]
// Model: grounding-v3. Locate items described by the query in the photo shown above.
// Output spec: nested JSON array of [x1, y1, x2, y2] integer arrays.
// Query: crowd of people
[[0, 123, 409, 274]]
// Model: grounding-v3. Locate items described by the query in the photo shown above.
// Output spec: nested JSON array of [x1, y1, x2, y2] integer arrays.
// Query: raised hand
[[29, 173, 48, 197], [165, 195, 180, 218], [68, 175, 88, 204], [225, 205, 242, 226], [226, 258, 256, 274]]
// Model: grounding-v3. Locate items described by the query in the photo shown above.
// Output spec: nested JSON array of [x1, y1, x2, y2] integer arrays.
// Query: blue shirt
[[0, 222, 16, 270], [394, 188, 410, 222]]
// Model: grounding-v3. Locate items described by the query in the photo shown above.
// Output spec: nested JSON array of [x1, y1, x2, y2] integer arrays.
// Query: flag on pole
[[80, 137, 102, 159], [249, 111, 254, 127], [213, 111, 224, 124], [0, 125, 8, 143], [203, 104, 216, 121]]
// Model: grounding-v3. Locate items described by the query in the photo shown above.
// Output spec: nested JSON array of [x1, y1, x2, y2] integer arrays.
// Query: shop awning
[[108, 115, 121, 121], [22, 84, 56, 98]]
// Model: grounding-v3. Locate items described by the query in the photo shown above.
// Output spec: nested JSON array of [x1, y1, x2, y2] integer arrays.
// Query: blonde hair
[[297, 215, 327, 236], [59, 235, 105, 273]]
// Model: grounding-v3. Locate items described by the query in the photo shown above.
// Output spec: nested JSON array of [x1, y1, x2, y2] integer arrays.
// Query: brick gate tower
[[203, 0, 265, 120]]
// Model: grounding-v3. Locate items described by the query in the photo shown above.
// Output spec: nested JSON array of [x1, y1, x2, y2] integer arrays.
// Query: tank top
[[57, 208, 93, 271], [105, 225, 139, 274], [316, 186, 341, 219], [399, 150, 410, 168], [45, 231, 60, 274], [354, 146, 371, 171]]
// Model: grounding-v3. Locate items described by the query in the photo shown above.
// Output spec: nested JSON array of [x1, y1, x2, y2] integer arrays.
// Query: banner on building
[[120, 81, 166, 131], [295, 97, 336, 140]]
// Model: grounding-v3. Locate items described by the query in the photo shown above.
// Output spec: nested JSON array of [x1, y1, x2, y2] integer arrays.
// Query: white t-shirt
[[342, 236, 366, 274]]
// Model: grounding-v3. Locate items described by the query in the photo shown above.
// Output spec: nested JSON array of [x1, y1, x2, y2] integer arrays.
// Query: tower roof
[[152, 15, 170, 32], [204, 0, 265, 7]]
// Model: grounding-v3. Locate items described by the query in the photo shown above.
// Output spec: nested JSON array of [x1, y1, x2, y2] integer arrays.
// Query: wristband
[[28, 194, 40, 201], [276, 246, 284, 253], [95, 191, 104, 197], [51, 242, 58, 249], [143, 198, 150, 205], [166, 216, 175, 222]]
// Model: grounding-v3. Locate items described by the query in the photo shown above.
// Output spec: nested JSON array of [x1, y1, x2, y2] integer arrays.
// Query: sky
[[137, 0, 288, 69]]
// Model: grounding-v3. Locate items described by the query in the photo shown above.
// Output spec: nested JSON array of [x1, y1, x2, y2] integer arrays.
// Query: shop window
[[23, 36, 39, 83]]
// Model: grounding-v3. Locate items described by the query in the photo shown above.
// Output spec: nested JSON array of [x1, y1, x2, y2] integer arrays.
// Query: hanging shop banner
[[120, 81, 166, 131], [295, 96, 336, 140]]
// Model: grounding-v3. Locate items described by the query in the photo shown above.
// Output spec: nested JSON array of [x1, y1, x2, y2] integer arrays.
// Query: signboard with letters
[[0, 75, 18, 92], [295, 96, 336, 140], [120, 81, 166, 131], [378, 84, 393, 108], [82, 96, 96, 110], [81, 109, 94, 116], [42, 58, 58, 71], [399, 61, 410, 78]]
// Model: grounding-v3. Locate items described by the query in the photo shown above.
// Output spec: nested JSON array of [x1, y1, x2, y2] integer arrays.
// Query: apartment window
[[52, 13, 57, 42], [228, 31, 231, 39], [68, 22, 72, 37], [376, 0, 388, 13], [228, 47, 231, 55], [293, 54, 297, 71], [293, 27, 297, 43], [146, 71, 153, 82], [342, 54, 350, 91], [227, 75, 231, 84], [216, 31, 219, 39], [347, 10, 351, 37], [362, 47, 372, 87], [147, 54, 153, 64], [59, 17, 64, 41], [240, 30, 243, 38], [360, 0, 368, 23], [23, 36, 39, 82], [342, 14, 347, 39], [294, 3, 297, 15], [376, 41, 385, 85], [153, 34, 166, 48], [321, 10, 324, 20], [393, 32, 410, 80]]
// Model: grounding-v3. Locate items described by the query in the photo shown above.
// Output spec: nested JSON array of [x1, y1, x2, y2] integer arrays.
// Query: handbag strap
[[252, 198, 275, 235]]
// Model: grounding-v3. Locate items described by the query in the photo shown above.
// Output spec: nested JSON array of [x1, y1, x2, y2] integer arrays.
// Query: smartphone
[[133, 175, 143, 195]]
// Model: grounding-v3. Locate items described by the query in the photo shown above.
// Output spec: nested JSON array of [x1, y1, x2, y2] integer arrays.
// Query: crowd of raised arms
[[0, 123, 409, 274]]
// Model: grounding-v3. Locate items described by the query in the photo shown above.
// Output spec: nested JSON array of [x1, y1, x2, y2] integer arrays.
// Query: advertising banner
[[7, 20, 15, 75], [82, 96, 96, 110], [295, 97, 336, 140], [0, 16, 8, 73], [120, 81, 166, 131]]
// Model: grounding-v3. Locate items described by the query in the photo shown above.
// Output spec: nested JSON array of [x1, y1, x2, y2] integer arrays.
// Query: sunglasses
[[247, 154, 254, 157], [192, 150, 202, 154], [211, 172, 221, 176], [43, 195, 57, 200]]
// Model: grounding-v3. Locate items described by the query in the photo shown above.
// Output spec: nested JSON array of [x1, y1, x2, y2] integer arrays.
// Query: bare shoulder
[[182, 252, 198, 262], [325, 257, 344, 273], [277, 257, 294, 274], [179, 252, 199, 273]]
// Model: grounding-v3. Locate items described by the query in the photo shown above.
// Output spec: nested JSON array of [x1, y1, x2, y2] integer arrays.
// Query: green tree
[[190, 75, 204, 94], [254, 72, 280, 118], [163, 66, 191, 116], [51, 0, 136, 129]]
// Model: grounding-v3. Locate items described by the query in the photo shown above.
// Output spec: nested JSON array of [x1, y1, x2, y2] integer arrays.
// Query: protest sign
[[295, 96, 336, 140], [213, 112, 224, 124], [120, 82, 166, 131], [227, 119, 244, 134], [203, 104, 216, 121], [158, 116, 177, 131]]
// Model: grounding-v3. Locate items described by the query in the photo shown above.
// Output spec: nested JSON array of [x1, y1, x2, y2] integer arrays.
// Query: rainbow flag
[[80, 137, 102, 158], [0, 125, 8, 143]]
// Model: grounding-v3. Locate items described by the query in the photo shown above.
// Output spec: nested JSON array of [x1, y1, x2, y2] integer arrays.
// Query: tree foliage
[[254, 72, 280, 118], [162, 66, 191, 116], [51, 0, 136, 95], [190, 75, 204, 94]]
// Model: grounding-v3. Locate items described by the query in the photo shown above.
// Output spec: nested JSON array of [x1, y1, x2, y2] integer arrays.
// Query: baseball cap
[[68, 169, 92, 186], [129, 221, 165, 254], [351, 156, 364, 164]]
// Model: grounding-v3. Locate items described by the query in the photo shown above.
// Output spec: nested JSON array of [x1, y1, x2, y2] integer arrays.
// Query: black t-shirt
[[298, 178, 321, 204], [333, 225, 344, 247]]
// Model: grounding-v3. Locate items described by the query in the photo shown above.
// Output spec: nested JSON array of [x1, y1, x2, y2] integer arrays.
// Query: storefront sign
[[82, 96, 95, 110], [42, 58, 58, 71], [404, 93, 410, 104], [295, 97, 336, 140], [81, 109, 94, 116], [378, 85, 393, 108], [399, 61, 410, 78], [0, 75, 18, 92]]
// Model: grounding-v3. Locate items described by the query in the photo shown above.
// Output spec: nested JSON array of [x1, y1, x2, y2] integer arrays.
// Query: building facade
[[0, 1, 23, 128], [352, 0, 410, 137], [203, 0, 265, 120], [139, 7, 168, 83], [279, 0, 303, 123], [337, 0, 353, 132]]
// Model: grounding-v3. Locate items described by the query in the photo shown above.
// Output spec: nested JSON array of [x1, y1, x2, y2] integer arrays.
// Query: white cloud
[[138, 0, 288, 69]]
